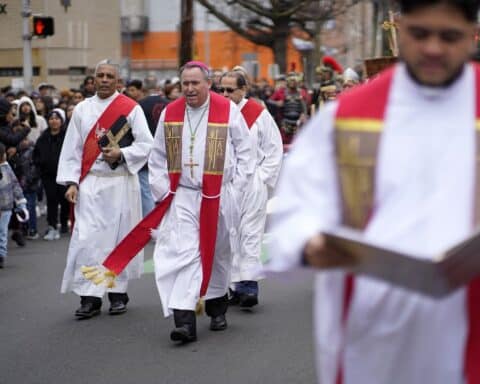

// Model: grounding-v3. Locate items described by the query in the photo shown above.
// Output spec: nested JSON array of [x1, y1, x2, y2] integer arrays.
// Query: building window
[[0, 67, 40, 77]]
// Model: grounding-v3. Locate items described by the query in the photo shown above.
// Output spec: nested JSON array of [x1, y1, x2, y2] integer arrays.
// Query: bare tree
[[196, 0, 361, 73]]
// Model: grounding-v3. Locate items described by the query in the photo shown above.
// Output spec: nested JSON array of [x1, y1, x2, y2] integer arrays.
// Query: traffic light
[[32, 16, 54, 38]]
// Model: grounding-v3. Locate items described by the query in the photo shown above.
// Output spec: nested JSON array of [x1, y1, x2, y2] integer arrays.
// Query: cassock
[[268, 63, 478, 384], [231, 98, 283, 283], [149, 95, 254, 317], [57, 91, 153, 297]]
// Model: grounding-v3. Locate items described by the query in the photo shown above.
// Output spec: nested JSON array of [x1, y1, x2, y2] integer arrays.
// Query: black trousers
[[205, 294, 228, 317], [42, 177, 69, 228]]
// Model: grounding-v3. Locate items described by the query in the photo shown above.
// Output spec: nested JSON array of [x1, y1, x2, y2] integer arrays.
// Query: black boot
[[238, 281, 259, 308], [206, 294, 228, 331], [75, 296, 102, 319], [170, 309, 197, 343], [108, 292, 129, 315]]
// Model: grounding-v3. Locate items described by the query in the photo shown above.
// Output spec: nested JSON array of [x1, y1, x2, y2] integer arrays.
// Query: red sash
[[102, 92, 230, 297], [333, 63, 480, 384], [79, 93, 137, 183], [240, 98, 264, 129]]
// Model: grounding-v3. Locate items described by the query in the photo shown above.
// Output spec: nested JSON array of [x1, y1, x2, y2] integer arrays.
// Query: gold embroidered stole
[[335, 119, 382, 228]]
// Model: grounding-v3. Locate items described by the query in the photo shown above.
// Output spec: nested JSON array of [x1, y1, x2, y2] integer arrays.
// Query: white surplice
[[149, 96, 254, 317], [268, 63, 476, 384], [57, 92, 153, 297], [231, 98, 283, 282]]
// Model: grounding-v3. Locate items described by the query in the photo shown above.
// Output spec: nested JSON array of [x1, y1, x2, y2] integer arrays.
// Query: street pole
[[179, 0, 193, 67], [22, 0, 33, 92], [204, 11, 210, 67]]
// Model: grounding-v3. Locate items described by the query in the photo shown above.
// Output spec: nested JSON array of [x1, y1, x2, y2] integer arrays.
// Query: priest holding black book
[[268, 1, 480, 384], [57, 59, 153, 319]]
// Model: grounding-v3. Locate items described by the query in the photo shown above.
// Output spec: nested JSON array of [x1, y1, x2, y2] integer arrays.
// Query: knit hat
[[48, 108, 66, 123]]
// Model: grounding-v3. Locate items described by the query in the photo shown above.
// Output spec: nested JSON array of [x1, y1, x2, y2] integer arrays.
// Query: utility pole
[[179, 0, 194, 67], [204, 10, 210, 67], [22, 0, 33, 92]]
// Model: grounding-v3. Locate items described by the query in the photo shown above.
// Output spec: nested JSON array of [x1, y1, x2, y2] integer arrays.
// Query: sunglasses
[[218, 87, 238, 93]]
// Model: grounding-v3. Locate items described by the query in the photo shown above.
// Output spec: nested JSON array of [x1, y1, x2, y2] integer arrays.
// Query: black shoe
[[170, 326, 197, 343], [0, 257, 4, 269], [109, 301, 127, 315], [11, 231, 26, 247], [75, 302, 101, 319], [239, 293, 258, 308], [108, 292, 129, 315], [228, 288, 240, 306], [210, 315, 227, 331]]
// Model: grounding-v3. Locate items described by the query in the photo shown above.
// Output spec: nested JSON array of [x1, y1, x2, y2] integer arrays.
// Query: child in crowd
[[0, 142, 27, 268]]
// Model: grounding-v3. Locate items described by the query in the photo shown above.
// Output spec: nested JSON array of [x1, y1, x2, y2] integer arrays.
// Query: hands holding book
[[101, 146, 122, 166], [303, 233, 357, 269]]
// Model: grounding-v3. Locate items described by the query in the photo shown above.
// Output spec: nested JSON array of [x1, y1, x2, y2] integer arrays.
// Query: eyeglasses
[[218, 87, 238, 93]]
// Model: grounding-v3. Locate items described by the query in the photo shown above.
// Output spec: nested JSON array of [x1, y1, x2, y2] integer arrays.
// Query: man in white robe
[[268, 1, 480, 383], [57, 60, 153, 319], [219, 70, 283, 307], [149, 62, 253, 343]]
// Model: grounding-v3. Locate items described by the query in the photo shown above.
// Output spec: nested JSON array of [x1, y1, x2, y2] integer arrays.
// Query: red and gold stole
[[333, 63, 480, 384], [102, 91, 230, 297], [80, 93, 137, 183], [240, 98, 264, 129]]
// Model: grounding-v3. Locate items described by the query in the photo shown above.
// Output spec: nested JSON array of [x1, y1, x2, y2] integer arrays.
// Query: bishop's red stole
[[240, 98, 264, 129], [79, 93, 137, 183], [102, 91, 230, 297], [333, 63, 480, 384]]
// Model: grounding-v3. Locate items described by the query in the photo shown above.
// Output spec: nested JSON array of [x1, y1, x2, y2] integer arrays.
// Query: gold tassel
[[195, 299, 204, 316], [81, 265, 117, 288]]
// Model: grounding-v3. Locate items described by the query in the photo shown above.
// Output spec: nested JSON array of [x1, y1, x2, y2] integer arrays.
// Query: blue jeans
[[24, 191, 37, 232], [138, 168, 154, 217], [0, 210, 12, 258], [235, 281, 259, 295]]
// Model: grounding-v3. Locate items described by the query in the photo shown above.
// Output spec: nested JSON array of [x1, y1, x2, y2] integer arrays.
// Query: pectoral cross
[[185, 134, 199, 178]]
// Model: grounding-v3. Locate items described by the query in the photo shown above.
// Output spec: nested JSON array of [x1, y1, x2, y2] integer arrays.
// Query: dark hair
[[397, 0, 480, 22], [0, 142, 6, 159], [83, 75, 94, 85], [127, 79, 143, 90]]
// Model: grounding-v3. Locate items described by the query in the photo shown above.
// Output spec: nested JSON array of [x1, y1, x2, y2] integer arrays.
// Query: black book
[[97, 115, 134, 169]]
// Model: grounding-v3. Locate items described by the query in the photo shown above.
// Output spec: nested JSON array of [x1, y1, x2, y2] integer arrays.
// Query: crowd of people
[[2, 1, 479, 384], [0, 54, 361, 251]]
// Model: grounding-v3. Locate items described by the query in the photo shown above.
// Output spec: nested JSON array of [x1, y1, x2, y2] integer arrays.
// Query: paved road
[[0, 218, 316, 384]]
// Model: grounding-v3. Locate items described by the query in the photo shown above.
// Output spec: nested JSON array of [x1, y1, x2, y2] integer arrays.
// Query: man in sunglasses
[[268, 1, 480, 383], [219, 69, 283, 308]]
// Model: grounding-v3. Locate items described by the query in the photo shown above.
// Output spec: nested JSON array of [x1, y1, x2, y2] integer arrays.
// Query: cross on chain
[[184, 134, 199, 178]]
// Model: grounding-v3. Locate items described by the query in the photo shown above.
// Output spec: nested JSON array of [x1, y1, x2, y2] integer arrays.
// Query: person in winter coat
[[34, 109, 69, 240], [17, 96, 47, 144]]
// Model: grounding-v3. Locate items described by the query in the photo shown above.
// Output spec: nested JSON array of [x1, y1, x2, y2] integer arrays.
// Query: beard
[[404, 60, 466, 88]]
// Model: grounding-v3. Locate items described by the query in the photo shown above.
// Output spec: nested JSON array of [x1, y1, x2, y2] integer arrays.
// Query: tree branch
[[274, 0, 313, 18], [196, 0, 274, 46], [234, 0, 273, 18]]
